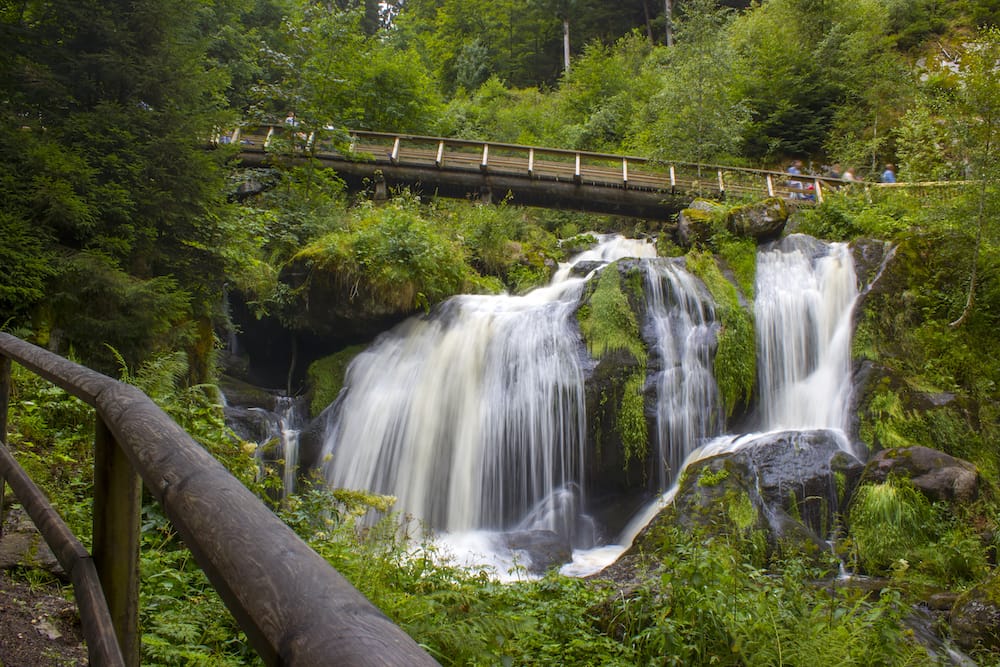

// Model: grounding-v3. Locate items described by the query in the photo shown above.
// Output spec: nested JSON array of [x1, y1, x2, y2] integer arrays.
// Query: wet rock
[[862, 446, 979, 504], [951, 570, 1000, 651], [630, 430, 865, 557], [502, 530, 573, 575]]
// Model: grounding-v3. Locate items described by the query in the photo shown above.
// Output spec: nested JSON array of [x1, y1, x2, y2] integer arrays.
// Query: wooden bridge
[[229, 126, 851, 218]]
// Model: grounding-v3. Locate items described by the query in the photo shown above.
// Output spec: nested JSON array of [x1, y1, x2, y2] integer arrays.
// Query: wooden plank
[[93, 417, 141, 667]]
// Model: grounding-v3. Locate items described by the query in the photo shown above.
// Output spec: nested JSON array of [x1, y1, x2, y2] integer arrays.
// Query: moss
[[685, 250, 756, 416], [307, 345, 366, 417], [727, 491, 757, 533], [577, 263, 647, 364], [618, 372, 648, 466], [698, 466, 730, 487], [715, 235, 757, 299]]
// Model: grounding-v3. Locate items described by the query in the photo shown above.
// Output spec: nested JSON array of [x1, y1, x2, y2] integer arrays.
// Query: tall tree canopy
[[0, 0, 233, 374]]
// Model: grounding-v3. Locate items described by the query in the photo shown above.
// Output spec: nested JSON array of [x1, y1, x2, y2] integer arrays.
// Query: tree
[[948, 27, 1000, 327], [636, 0, 750, 165], [0, 0, 233, 376]]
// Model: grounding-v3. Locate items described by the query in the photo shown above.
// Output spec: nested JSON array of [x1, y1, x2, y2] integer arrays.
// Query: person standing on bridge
[[880, 163, 897, 183]]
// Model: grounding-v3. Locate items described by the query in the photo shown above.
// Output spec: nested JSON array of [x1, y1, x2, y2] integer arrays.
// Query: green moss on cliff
[[307, 345, 366, 417], [577, 264, 646, 364], [685, 250, 756, 416], [618, 372, 648, 465]]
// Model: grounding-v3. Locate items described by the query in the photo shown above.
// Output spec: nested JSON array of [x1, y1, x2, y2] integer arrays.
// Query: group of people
[[787, 159, 897, 185]]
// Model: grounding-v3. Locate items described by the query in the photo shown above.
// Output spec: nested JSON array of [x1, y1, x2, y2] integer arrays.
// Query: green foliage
[[0, 211, 56, 322], [618, 372, 648, 466], [796, 192, 912, 241], [139, 505, 258, 666], [46, 252, 193, 377], [307, 345, 366, 417], [612, 526, 931, 666], [634, 0, 750, 164], [297, 195, 474, 312], [849, 479, 934, 574], [685, 250, 755, 416], [6, 366, 96, 541], [577, 263, 646, 363], [698, 466, 730, 487], [848, 477, 990, 586]]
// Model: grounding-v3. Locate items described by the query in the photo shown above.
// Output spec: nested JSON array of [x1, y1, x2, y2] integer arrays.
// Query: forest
[[3, 0, 1000, 664]]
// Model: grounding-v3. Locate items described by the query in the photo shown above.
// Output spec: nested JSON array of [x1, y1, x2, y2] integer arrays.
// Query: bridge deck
[[230, 126, 850, 218]]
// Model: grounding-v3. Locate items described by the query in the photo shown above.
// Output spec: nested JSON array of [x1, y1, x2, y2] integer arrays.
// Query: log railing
[[0, 332, 439, 667]]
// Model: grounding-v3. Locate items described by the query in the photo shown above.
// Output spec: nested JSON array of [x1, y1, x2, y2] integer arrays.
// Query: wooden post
[[574, 153, 582, 183], [767, 174, 774, 197], [814, 178, 824, 203], [622, 158, 629, 187], [0, 355, 9, 537], [480, 143, 489, 170], [717, 169, 725, 197], [390, 137, 400, 163], [527, 148, 535, 176], [435, 141, 445, 167], [93, 417, 141, 667]]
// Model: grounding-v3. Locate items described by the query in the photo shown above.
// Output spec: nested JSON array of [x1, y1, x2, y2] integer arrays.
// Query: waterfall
[[322, 235, 656, 543], [755, 234, 858, 432], [563, 234, 859, 576], [644, 260, 723, 489], [274, 396, 303, 498]]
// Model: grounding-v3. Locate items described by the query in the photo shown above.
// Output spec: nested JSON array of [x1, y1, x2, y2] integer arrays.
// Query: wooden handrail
[[0, 332, 439, 666]]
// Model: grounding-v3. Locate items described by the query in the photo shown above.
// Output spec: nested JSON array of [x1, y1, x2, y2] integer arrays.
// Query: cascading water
[[755, 234, 858, 432], [322, 235, 656, 551], [564, 234, 860, 576], [319, 230, 859, 578], [644, 260, 723, 490]]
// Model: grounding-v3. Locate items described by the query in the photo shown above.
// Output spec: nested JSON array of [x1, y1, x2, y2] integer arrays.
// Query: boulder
[[631, 429, 865, 556], [862, 446, 979, 504], [676, 207, 717, 248], [502, 530, 573, 575], [725, 197, 788, 242], [279, 258, 417, 342], [951, 570, 1000, 651]]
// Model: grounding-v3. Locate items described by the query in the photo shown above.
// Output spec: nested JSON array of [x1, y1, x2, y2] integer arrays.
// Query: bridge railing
[[0, 332, 439, 667], [296, 127, 983, 207], [225, 125, 869, 205]]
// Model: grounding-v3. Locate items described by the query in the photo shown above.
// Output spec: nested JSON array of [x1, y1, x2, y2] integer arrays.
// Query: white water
[[645, 260, 723, 489], [322, 235, 656, 548], [755, 235, 858, 432], [564, 235, 859, 576]]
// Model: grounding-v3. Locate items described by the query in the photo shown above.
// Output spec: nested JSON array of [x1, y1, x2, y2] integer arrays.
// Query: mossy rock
[[627, 430, 864, 565], [676, 207, 718, 249], [724, 197, 788, 242], [951, 570, 1000, 651], [306, 345, 367, 418], [860, 445, 979, 504]]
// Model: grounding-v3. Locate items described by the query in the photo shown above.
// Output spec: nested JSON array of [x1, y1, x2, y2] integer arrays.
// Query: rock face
[[862, 446, 979, 504], [632, 430, 865, 555], [951, 571, 1000, 651], [280, 257, 417, 342], [725, 197, 788, 242]]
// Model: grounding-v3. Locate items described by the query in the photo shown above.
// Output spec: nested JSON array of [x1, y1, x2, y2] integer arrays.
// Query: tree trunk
[[665, 0, 674, 47], [563, 18, 571, 73]]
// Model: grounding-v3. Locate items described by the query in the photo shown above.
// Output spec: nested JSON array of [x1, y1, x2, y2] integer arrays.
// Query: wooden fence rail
[[0, 332, 439, 666]]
